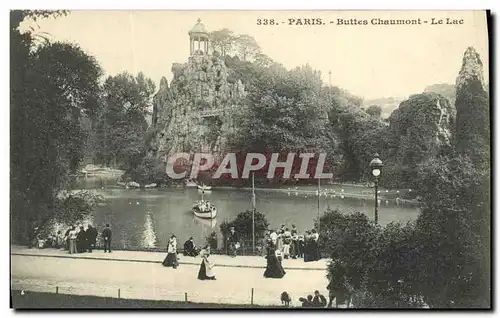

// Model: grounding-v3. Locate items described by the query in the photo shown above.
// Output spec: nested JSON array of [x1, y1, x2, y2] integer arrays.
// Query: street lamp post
[[369, 153, 384, 225]]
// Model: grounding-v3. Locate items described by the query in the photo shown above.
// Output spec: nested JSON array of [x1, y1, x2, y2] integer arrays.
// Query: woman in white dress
[[162, 235, 178, 269], [197, 246, 216, 280]]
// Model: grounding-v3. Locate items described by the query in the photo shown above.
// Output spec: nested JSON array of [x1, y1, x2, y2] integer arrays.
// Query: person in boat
[[263, 239, 286, 279], [183, 237, 198, 257], [197, 246, 216, 280], [162, 235, 178, 269]]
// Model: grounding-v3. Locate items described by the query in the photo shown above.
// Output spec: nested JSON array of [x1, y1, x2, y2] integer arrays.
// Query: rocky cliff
[[454, 46, 489, 170], [150, 53, 246, 159], [388, 92, 456, 166]]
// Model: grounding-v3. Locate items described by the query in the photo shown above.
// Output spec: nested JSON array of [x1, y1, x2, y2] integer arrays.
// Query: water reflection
[[141, 211, 158, 249]]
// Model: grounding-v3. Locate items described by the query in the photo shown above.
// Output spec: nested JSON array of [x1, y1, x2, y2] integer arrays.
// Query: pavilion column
[[190, 39, 193, 55], [197, 37, 200, 51]]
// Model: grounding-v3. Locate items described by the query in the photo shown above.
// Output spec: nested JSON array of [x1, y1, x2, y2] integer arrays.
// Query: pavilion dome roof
[[189, 18, 209, 38]]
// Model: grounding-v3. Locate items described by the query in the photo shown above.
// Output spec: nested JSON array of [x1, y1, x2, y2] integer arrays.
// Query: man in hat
[[102, 224, 112, 253], [86, 224, 98, 253]]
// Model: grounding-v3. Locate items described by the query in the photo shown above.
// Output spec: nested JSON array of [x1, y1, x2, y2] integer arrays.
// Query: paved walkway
[[11, 245, 329, 270], [11, 247, 334, 307]]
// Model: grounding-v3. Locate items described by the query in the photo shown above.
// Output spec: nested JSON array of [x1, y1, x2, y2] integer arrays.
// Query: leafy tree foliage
[[228, 64, 331, 154], [10, 10, 103, 244], [414, 156, 490, 308], [366, 105, 382, 117], [234, 34, 261, 61], [321, 209, 423, 308], [424, 83, 456, 106], [209, 28, 234, 56], [381, 92, 455, 188], [220, 210, 269, 253], [93, 72, 155, 168]]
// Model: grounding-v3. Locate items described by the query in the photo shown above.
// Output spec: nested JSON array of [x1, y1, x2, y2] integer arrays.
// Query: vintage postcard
[[10, 10, 491, 309]]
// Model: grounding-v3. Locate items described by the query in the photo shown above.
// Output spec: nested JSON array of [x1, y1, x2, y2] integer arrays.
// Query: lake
[[75, 177, 421, 251]]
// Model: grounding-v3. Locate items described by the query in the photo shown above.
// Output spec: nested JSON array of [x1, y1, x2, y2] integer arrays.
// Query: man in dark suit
[[76, 226, 86, 253], [183, 237, 198, 256], [86, 224, 98, 253], [312, 290, 327, 307], [102, 224, 112, 253]]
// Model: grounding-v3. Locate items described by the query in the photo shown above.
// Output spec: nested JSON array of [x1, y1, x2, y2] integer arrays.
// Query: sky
[[22, 10, 489, 100]]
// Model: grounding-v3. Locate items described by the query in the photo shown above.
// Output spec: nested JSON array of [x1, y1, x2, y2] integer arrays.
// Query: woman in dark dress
[[198, 246, 216, 280], [162, 235, 178, 268], [263, 240, 286, 278]]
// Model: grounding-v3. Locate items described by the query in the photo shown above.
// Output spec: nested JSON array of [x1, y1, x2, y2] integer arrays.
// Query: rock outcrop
[[388, 92, 456, 165], [151, 53, 246, 159], [454, 46, 489, 170]]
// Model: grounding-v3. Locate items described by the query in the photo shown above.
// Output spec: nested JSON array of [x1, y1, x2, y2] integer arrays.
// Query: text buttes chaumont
[[335, 18, 464, 25]]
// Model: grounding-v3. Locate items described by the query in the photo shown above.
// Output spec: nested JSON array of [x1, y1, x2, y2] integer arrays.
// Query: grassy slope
[[11, 291, 289, 309]]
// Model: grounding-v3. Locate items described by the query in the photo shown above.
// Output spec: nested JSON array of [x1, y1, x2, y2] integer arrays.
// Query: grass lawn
[[11, 290, 288, 309]]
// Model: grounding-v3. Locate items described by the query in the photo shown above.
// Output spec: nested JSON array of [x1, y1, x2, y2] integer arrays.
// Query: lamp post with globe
[[369, 153, 384, 224]]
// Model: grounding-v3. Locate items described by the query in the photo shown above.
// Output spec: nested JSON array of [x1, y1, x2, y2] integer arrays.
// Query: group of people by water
[[160, 223, 321, 281], [35, 223, 112, 254], [266, 224, 321, 262], [262, 224, 320, 279]]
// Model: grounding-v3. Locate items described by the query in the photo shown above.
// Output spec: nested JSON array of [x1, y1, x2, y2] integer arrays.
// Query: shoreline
[[72, 185, 419, 204]]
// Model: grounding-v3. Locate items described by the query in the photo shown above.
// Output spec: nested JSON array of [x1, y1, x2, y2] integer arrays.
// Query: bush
[[220, 209, 269, 254], [321, 208, 424, 308]]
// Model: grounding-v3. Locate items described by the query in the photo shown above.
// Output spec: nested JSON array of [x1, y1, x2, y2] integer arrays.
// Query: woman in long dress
[[263, 240, 286, 279], [162, 235, 178, 269], [197, 247, 216, 280]]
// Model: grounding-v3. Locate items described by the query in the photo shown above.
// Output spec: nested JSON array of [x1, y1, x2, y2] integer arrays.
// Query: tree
[[219, 210, 269, 254], [382, 92, 455, 188], [209, 28, 235, 56], [125, 156, 166, 186], [254, 52, 274, 68], [366, 105, 382, 117], [424, 83, 456, 106], [93, 71, 155, 168], [321, 209, 423, 308], [414, 156, 490, 308], [10, 10, 103, 244], [234, 34, 261, 61], [228, 64, 330, 154]]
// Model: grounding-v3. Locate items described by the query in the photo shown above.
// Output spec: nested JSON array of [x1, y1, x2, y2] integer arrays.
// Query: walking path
[[11, 245, 329, 270], [11, 246, 333, 307]]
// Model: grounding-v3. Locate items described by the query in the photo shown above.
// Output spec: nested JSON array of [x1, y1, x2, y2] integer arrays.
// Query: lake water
[[75, 177, 421, 251]]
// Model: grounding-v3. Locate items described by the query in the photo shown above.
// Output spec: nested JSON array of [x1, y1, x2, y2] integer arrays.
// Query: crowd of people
[[35, 223, 112, 254], [266, 224, 321, 262]]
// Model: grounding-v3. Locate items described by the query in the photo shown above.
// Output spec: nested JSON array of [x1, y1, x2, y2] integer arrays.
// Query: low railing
[[11, 281, 340, 308]]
